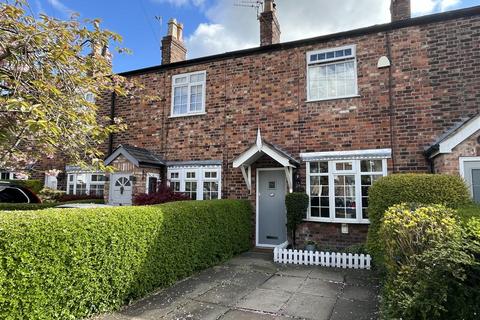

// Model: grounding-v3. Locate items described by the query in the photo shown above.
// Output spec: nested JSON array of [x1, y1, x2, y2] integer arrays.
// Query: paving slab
[[299, 278, 343, 298], [260, 274, 305, 292], [341, 284, 378, 302], [308, 267, 345, 283], [163, 300, 229, 320], [95, 251, 379, 320], [236, 288, 292, 313], [276, 264, 313, 278], [220, 309, 290, 320], [281, 292, 336, 320], [330, 298, 379, 320], [195, 283, 253, 306]]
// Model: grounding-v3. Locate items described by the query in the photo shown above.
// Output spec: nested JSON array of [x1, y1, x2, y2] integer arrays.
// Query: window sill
[[306, 95, 361, 103], [303, 218, 370, 224], [169, 112, 206, 119]]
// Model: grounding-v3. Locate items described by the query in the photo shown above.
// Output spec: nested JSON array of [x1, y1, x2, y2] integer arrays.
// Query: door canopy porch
[[104, 144, 165, 168], [233, 129, 299, 193]]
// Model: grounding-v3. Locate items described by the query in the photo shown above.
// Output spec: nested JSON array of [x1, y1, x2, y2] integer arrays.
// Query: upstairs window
[[307, 45, 358, 101], [171, 71, 206, 117]]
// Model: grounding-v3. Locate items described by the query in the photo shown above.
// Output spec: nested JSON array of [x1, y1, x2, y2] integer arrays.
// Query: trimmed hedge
[[0, 179, 43, 193], [0, 200, 252, 319], [379, 204, 480, 319], [0, 199, 105, 211], [367, 174, 471, 267]]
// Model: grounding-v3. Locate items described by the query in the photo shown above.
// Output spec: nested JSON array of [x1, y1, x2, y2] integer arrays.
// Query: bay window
[[167, 166, 221, 200], [171, 71, 206, 117], [67, 172, 105, 196], [306, 158, 387, 223], [307, 45, 358, 101]]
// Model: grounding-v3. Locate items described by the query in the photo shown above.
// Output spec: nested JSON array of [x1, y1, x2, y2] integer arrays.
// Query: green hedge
[[0, 199, 105, 211], [0, 200, 252, 319], [0, 179, 43, 193], [379, 204, 480, 319], [367, 174, 471, 267]]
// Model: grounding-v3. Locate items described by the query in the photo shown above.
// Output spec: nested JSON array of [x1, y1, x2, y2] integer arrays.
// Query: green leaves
[[0, 1, 138, 173], [0, 200, 252, 319]]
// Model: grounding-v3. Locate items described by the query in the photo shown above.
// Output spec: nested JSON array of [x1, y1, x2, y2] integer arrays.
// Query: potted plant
[[304, 240, 317, 252]]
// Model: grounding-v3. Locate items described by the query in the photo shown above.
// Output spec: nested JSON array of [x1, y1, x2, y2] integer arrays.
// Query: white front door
[[110, 174, 133, 206]]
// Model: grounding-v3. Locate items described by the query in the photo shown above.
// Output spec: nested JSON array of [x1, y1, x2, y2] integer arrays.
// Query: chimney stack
[[161, 18, 187, 65], [390, 0, 411, 21], [260, 0, 280, 46]]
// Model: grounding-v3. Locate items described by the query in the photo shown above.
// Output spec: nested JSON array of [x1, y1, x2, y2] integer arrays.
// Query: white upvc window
[[67, 172, 105, 196], [171, 71, 206, 117], [0, 171, 15, 180], [307, 45, 358, 101], [167, 166, 221, 200], [306, 158, 386, 223]]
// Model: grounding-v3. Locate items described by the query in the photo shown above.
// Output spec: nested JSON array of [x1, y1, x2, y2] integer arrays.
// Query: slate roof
[[425, 113, 480, 157], [105, 144, 165, 168]]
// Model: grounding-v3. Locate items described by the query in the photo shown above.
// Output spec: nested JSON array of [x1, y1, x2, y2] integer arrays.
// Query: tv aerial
[[233, 1, 263, 18]]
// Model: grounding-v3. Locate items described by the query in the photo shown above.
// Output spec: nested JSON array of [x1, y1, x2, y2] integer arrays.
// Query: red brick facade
[[30, 5, 480, 249]]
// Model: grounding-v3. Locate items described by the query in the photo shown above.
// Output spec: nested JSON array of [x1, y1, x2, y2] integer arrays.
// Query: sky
[[31, 0, 480, 73]]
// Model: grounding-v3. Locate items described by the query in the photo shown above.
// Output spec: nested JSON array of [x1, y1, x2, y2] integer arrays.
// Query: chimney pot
[[391, 0, 411, 21], [162, 18, 187, 65]]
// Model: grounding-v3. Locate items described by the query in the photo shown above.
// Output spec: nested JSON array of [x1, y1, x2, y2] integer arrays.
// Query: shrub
[[285, 192, 309, 248], [0, 202, 57, 211], [0, 200, 251, 319], [380, 204, 480, 320], [0, 199, 105, 211], [367, 173, 471, 267], [57, 193, 103, 202], [0, 179, 43, 193], [133, 182, 190, 205], [38, 188, 66, 202]]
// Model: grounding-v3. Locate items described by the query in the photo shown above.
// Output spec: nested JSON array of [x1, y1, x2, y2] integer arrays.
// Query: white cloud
[[151, 0, 205, 7], [46, 0, 74, 16], [411, 0, 437, 14], [411, 0, 462, 15], [185, 0, 390, 59], [440, 0, 461, 11]]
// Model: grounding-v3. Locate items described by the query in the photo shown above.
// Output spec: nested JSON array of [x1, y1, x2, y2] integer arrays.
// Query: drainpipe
[[108, 91, 116, 155], [386, 32, 397, 173]]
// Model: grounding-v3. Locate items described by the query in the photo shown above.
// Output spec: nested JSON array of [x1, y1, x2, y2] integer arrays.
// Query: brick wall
[[32, 11, 480, 247], [433, 131, 480, 174]]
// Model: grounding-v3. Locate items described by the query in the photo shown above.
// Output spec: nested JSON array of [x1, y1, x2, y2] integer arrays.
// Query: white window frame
[[459, 156, 480, 198], [170, 71, 207, 117], [0, 171, 15, 180], [306, 158, 387, 224], [145, 173, 160, 194], [67, 172, 106, 196], [167, 166, 221, 200], [306, 45, 358, 102]]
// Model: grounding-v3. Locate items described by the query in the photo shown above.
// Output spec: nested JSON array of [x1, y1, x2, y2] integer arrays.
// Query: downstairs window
[[306, 159, 386, 223], [167, 166, 221, 200]]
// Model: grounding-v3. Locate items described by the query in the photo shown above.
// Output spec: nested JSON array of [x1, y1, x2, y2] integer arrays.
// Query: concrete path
[[97, 251, 380, 320]]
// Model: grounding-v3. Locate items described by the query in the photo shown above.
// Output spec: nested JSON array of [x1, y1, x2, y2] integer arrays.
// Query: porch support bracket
[[240, 165, 252, 194], [284, 166, 293, 193]]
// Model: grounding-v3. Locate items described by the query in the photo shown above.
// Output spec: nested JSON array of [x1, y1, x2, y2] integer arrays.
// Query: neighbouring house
[[17, 0, 480, 248]]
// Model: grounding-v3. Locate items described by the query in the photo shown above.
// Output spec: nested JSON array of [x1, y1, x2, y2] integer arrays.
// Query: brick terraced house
[[12, 0, 480, 248]]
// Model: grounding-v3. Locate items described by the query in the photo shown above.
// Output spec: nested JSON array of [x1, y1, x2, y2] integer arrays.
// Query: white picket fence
[[273, 247, 372, 270]]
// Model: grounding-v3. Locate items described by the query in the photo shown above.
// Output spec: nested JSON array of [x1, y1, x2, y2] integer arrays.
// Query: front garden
[[367, 174, 480, 319], [0, 200, 252, 319]]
